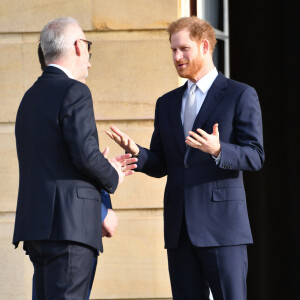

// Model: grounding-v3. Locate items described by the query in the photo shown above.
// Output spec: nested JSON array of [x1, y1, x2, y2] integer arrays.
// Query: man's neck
[[190, 63, 215, 83], [47, 63, 74, 79], [48, 59, 75, 79]]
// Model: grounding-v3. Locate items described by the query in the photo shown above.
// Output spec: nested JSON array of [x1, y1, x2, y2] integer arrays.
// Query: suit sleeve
[[218, 86, 265, 171], [60, 82, 119, 193], [136, 98, 168, 178]]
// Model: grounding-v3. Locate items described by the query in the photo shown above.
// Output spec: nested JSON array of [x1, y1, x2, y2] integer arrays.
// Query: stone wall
[[0, 1, 180, 299]]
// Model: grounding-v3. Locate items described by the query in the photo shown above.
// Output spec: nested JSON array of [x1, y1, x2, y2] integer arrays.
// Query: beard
[[175, 56, 203, 80]]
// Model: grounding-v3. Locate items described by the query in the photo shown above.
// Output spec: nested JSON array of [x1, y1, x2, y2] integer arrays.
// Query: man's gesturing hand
[[102, 145, 137, 184], [109, 153, 137, 185], [185, 123, 221, 157], [106, 126, 140, 156], [102, 209, 118, 238]]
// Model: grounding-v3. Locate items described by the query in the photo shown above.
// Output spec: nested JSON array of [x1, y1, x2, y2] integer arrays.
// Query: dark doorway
[[229, 1, 299, 299]]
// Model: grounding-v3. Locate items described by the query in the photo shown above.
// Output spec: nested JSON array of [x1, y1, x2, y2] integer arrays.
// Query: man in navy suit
[[107, 17, 264, 300], [32, 43, 117, 300], [13, 17, 137, 300]]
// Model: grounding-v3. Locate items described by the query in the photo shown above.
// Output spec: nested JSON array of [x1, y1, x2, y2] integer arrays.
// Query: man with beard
[[106, 17, 264, 300]]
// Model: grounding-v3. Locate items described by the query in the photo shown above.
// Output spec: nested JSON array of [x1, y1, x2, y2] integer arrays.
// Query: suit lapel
[[169, 83, 187, 156], [192, 73, 227, 131], [185, 73, 228, 160]]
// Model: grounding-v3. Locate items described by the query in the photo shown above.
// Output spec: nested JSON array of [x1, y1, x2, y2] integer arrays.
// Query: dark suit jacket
[[136, 72, 264, 249], [13, 66, 118, 252]]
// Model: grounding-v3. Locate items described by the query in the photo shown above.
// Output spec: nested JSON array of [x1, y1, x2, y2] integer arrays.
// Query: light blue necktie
[[183, 84, 197, 138]]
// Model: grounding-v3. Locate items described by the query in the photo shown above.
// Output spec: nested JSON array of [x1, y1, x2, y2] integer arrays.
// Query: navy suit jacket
[[136, 72, 264, 249], [13, 66, 118, 252]]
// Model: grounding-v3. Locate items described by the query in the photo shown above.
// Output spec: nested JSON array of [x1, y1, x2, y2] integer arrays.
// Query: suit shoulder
[[161, 85, 185, 98], [49, 77, 91, 95], [56, 81, 93, 118], [38, 71, 90, 94], [223, 77, 260, 109], [62, 81, 92, 106], [157, 85, 185, 104], [65, 80, 91, 97], [226, 77, 256, 93]]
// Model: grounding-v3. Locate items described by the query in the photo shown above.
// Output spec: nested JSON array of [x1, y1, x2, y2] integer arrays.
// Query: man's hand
[[109, 153, 138, 185], [102, 146, 110, 158], [102, 145, 137, 184], [102, 209, 118, 238], [106, 126, 140, 156], [186, 123, 221, 157]]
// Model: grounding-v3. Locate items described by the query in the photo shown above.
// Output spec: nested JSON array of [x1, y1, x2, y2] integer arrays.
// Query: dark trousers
[[32, 256, 98, 300], [167, 219, 248, 300], [25, 240, 96, 300]]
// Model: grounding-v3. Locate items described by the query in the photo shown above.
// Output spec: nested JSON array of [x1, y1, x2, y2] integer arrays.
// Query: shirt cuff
[[212, 151, 221, 165], [101, 202, 108, 223]]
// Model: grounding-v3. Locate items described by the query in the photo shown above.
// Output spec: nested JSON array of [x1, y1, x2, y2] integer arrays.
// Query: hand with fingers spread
[[102, 145, 137, 183], [106, 125, 140, 156], [186, 123, 221, 157], [109, 153, 138, 185]]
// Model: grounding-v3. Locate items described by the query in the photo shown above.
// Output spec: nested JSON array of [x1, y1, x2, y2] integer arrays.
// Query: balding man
[[13, 17, 137, 299]]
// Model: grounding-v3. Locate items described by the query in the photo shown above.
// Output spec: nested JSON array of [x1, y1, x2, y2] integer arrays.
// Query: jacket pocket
[[212, 187, 246, 202], [77, 187, 100, 201]]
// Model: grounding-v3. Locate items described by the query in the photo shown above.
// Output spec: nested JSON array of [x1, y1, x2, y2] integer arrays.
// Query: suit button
[[105, 184, 112, 190], [184, 164, 189, 168]]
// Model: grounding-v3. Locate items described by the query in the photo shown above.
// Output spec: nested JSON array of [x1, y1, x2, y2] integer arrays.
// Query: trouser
[[25, 240, 96, 300], [167, 219, 248, 300]]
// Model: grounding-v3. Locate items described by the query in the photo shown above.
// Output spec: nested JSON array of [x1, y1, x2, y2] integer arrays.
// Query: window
[[181, 0, 230, 77]]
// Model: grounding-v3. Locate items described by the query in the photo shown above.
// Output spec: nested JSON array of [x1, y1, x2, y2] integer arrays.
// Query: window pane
[[203, 0, 223, 31], [190, 0, 197, 16], [213, 39, 224, 73]]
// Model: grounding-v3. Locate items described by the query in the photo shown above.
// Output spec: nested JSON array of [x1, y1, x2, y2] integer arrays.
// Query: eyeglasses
[[79, 39, 92, 51], [74, 39, 92, 59]]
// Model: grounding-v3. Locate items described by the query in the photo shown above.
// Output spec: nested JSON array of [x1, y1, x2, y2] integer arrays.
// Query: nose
[[173, 50, 183, 62], [88, 61, 91, 68]]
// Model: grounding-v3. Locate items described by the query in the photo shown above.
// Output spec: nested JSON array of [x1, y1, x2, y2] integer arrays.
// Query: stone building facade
[[0, 0, 181, 299]]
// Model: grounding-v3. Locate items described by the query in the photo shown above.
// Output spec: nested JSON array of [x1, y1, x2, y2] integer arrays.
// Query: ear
[[74, 40, 81, 57], [202, 39, 209, 54]]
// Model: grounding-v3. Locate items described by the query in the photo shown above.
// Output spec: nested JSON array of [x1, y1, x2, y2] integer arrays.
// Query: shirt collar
[[187, 67, 218, 94], [47, 64, 74, 79]]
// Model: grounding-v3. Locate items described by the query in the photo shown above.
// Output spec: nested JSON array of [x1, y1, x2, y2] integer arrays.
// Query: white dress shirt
[[181, 67, 220, 163], [181, 67, 218, 123]]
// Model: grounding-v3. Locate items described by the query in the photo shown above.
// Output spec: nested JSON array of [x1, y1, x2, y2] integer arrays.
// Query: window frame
[[180, 0, 230, 78]]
